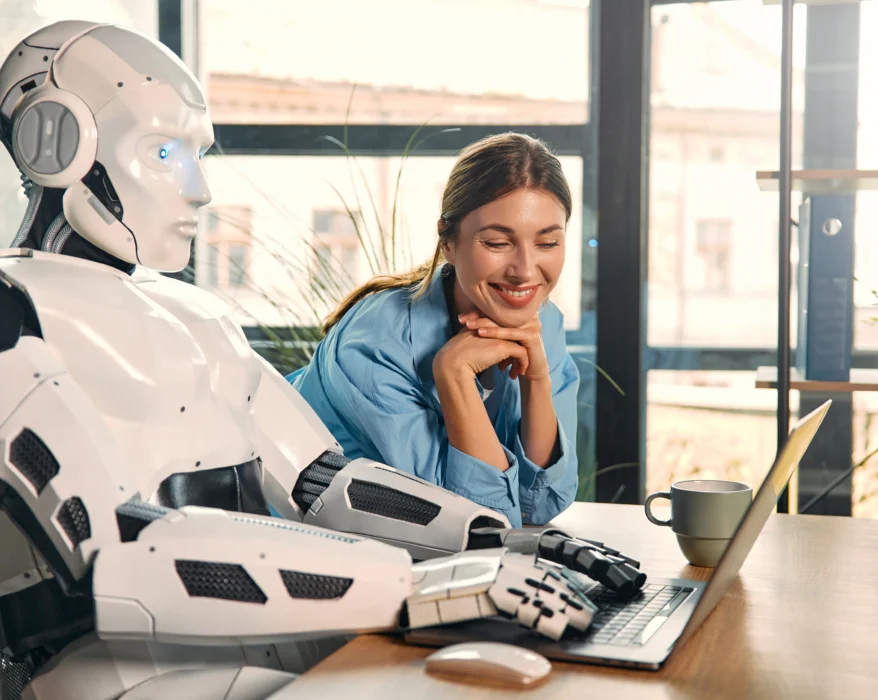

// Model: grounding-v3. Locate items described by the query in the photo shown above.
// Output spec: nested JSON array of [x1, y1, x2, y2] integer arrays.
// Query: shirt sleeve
[[330, 332, 525, 527], [513, 307, 580, 525]]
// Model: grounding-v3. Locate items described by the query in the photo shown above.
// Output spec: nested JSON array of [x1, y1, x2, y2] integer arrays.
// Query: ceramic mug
[[645, 480, 752, 567]]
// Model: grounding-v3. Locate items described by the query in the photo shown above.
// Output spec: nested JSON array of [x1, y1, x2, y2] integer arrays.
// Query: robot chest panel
[[47, 286, 258, 426], [5, 256, 263, 491]]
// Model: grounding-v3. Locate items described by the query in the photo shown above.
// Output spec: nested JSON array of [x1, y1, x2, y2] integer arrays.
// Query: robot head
[[2, 23, 213, 272]]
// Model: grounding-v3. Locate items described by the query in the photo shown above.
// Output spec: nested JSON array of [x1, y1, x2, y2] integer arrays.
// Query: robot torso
[[0, 250, 265, 507]]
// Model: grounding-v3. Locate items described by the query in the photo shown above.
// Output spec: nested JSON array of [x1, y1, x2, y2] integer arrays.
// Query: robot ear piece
[[11, 81, 97, 190]]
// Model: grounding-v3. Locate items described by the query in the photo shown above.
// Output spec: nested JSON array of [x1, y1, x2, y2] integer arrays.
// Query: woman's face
[[443, 187, 567, 328]]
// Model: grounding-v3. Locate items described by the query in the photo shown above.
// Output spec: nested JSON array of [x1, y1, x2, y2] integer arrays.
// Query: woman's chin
[[483, 306, 538, 328]]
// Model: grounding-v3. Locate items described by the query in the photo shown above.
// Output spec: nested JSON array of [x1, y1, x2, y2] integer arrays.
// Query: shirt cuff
[[443, 443, 519, 515], [514, 418, 570, 493]]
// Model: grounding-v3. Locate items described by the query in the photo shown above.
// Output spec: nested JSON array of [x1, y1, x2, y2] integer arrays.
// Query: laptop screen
[[672, 399, 831, 651]]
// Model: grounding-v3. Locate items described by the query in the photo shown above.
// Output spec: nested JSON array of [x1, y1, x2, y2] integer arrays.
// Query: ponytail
[[321, 244, 445, 334]]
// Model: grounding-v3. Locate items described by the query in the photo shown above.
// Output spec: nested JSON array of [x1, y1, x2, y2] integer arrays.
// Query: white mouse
[[425, 641, 552, 685]]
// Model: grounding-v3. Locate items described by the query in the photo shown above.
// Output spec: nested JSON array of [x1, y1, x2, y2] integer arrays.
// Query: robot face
[[39, 24, 215, 271], [90, 85, 214, 271]]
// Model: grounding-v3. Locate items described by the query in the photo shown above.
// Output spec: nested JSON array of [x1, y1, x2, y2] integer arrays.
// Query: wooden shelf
[[755, 169, 878, 194], [755, 366, 878, 392]]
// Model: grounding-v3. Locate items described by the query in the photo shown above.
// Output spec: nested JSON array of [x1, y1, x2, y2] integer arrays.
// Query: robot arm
[[252, 356, 513, 561], [94, 505, 595, 645], [93, 503, 412, 645], [0, 275, 137, 598]]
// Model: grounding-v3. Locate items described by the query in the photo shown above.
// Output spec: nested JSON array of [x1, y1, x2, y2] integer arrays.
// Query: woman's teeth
[[489, 284, 536, 304]]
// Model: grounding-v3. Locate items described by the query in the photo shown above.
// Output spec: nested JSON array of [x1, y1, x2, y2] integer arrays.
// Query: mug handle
[[645, 492, 672, 527]]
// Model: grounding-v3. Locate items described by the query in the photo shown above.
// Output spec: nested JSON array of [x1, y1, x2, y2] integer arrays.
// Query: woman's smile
[[488, 282, 541, 309]]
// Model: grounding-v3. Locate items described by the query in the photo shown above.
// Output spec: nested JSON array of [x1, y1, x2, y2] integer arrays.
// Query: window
[[202, 205, 253, 291], [695, 219, 732, 292]]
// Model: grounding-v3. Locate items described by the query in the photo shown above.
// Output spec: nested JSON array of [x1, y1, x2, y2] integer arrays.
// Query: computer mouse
[[424, 641, 552, 685]]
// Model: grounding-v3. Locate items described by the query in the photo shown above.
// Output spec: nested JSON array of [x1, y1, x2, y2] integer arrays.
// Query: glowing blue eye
[[159, 147, 169, 160]]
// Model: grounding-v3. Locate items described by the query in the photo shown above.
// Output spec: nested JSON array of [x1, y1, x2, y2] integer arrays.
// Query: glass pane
[[648, 0, 807, 350], [855, 1, 878, 350], [0, 0, 159, 247], [646, 1, 808, 497], [647, 370, 784, 496], [199, 0, 589, 125], [854, 1, 878, 515]]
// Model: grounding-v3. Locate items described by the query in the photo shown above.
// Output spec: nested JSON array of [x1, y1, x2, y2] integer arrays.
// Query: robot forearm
[[253, 358, 512, 558], [292, 453, 511, 560], [94, 505, 412, 645]]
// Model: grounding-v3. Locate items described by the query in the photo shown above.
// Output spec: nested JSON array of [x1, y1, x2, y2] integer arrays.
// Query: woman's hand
[[433, 310, 560, 473], [458, 311, 551, 382], [432, 322, 530, 382]]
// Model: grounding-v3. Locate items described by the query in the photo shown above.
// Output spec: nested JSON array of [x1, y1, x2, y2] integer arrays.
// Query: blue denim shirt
[[288, 268, 580, 527]]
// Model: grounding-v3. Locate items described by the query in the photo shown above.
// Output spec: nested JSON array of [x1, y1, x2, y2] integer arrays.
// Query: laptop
[[405, 399, 832, 670]]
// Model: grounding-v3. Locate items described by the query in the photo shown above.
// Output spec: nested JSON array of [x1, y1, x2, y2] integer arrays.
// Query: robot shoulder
[[0, 249, 131, 331], [130, 267, 247, 338]]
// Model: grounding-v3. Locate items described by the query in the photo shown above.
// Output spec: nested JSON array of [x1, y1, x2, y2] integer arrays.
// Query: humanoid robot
[[0, 22, 645, 700]]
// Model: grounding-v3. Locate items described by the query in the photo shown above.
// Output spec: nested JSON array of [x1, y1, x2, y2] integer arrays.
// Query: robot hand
[[466, 527, 647, 598], [406, 548, 595, 641]]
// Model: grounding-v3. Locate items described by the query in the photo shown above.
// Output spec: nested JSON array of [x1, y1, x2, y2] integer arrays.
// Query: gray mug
[[644, 480, 753, 567]]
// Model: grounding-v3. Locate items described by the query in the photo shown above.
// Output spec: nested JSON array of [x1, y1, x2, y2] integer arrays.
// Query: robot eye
[[159, 147, 169, 160]]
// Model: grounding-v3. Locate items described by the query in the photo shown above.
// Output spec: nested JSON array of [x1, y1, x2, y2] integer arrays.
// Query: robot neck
[[16, 187, 135, 275]]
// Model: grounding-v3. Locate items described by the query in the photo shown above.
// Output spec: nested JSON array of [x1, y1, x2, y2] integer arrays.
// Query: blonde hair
[[321, 132, 572, 334]]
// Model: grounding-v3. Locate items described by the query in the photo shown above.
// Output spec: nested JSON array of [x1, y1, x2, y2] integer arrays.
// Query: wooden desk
[[294, 503, 878, 700]]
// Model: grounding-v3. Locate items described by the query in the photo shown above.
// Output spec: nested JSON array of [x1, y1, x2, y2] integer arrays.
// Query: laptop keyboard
[[584, 583, 693, 647]]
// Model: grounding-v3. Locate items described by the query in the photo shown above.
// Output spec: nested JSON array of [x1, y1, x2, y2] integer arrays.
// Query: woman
[[289, 133, 579, 527]]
